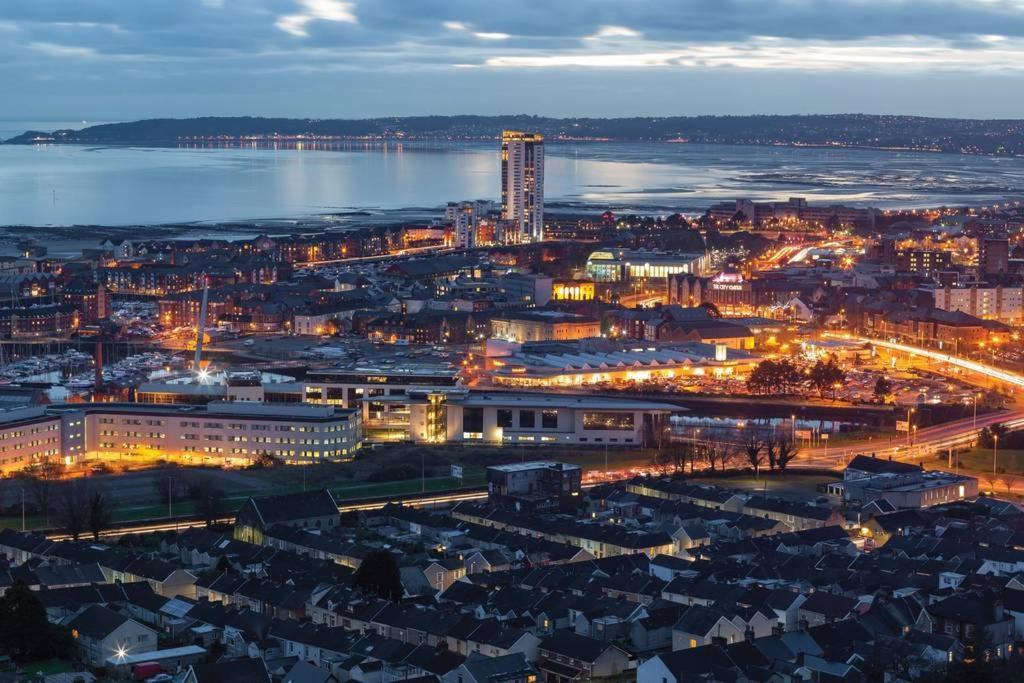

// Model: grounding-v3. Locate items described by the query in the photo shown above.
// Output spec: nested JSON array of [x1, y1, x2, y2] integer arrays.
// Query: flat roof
[[452, 391, 679, 412], [46, 402, 357, 423], [106, 644, 205, 666], [488, 461, 581, 473], [492, 342, 756, 377]]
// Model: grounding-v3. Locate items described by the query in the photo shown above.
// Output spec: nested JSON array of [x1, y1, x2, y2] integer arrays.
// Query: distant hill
[[6, 114, 1024, 155]]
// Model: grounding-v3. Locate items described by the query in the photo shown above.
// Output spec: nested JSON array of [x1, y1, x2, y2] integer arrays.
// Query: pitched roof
[[540, 631, 617, 663], [66, 604, 134, 640], [191, 657, 271, 683], [242, 489, 339, 527]]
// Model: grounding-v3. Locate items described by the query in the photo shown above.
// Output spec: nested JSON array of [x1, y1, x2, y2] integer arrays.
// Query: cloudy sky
[[4, 0, 1024, 123]]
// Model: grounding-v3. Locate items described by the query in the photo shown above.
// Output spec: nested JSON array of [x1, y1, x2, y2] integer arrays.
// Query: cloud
[[276, 0, 356, 37], [484, 36, 1024, 72], [585, 26, 641, 41], [8, 0, 1024, 118], [29, 41, 98, 58]]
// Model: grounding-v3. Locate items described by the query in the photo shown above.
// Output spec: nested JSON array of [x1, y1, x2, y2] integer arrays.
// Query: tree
[[873, 376, 893, 400], [352, 550, 403, 601], [765, 437, 778, 472], [56, 480, 93, 541], [87, 491, 113, 541], [0, 581, 73, 662], [980, 423, 1008, 449], [743, 435, 764, 478], [187, 474, 226, 527], [153, 471, 182, 507], [252, 452, 284, 469], [808, 357, 846, 399], [775, 437, 798, 472], [20, 459, 64, 526]]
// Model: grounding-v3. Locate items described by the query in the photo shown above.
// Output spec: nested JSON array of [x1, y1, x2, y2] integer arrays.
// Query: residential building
[[501, 131, 545, 243]]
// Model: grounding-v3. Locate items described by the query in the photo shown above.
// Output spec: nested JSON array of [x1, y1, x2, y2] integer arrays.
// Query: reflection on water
[[1, 141, 1024, 227]]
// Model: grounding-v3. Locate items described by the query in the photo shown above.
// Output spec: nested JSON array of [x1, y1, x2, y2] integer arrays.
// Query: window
[[463, 407, 484, 434], [519, 410, 535, 429], [582, 412, 634, 431], [497, 409, 513, 428], [689, 638, 698, 649], [541, 410, 558, 429]]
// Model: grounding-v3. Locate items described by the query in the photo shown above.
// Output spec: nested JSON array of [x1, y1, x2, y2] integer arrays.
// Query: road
[[797, 409, 1024, 469], [825, 334, 1024, 393]]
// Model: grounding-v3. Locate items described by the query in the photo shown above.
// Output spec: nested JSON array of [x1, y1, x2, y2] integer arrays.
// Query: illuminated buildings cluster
[[706, 197, 878, 230], [585, 249, 710, 283]]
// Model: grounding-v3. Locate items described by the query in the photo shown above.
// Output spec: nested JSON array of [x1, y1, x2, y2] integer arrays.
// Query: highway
[[825, 334, 1024, 392], [797, 409, 1024, 469]]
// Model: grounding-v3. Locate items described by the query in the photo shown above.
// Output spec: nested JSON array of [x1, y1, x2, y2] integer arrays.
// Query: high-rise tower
[[500, 130, 544, 243]]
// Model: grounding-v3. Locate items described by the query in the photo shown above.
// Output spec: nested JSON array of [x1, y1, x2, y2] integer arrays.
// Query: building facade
[[501, 131, 545, 243]]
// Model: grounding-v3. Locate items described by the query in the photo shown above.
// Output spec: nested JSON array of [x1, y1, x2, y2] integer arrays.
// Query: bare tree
[[775, 437, 798, 473], [87, 491, 113, 541], [56, 480, 92, 541], [186, 474, 226, 527], [743, 435, 765, 478], [765, 437, 778, 472], [21, 460, 65, 526], [700, 440, 737, 473]]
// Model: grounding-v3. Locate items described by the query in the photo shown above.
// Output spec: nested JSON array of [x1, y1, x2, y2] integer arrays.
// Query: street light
[[907, 407, 915, 448], [993, 434, 999, 475]]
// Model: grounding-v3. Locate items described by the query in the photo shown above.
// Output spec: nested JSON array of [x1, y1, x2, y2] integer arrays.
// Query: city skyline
[[7, 1, 1024, 121]]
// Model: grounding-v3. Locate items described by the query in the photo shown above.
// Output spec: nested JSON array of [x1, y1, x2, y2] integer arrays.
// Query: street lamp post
[[993, 434, 999, 475], [907, 408, 915, 447]]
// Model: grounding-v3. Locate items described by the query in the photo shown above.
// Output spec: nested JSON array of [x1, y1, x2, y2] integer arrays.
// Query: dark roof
[[540, 631, 616, 663], [191, 657, 271, 683], [461, 652, 535, 683], [66, 604, 134, 640], [282, 660, 337, 683], [847, 455, 920, 476], [800, 592, 859, 619], [673, 605, 727, 636], [240, 489, 339, 527]]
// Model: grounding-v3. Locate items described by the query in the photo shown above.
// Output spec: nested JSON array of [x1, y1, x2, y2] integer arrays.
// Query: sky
[[4, 0, 1024, 123]]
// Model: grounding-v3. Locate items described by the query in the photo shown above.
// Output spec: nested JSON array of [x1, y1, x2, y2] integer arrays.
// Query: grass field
[[946, 447, 1024, 475]]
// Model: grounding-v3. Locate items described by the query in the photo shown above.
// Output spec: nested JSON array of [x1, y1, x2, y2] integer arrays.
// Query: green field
[[947, 447, 1024, 476]]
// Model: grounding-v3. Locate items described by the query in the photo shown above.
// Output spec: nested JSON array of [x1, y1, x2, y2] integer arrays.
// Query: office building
[[500, 130, 545, 243], [402, 390, 677, 446], [0, 401, 362, 472]]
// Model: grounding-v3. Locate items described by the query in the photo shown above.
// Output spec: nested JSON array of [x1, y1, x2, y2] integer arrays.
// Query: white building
[[445, 200, 494, 249], [399, 390, 677, 447], [501, 130, 544, 243], [931, 283, 1024, 325], [0, 401, 362, 472]]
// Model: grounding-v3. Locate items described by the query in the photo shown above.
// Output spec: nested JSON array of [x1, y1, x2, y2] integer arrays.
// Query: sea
[[3, 119, 1024, 229]]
